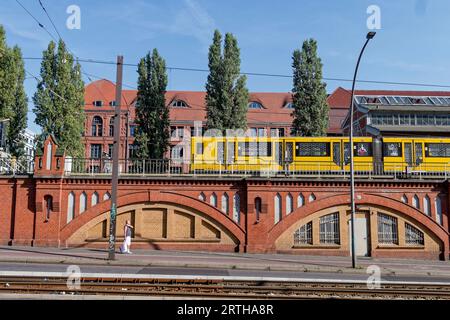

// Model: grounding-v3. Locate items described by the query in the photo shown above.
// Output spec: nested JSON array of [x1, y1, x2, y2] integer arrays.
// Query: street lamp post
[[349, 31, 376, 268]]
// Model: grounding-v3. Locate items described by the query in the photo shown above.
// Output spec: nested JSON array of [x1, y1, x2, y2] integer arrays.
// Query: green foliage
[[0, 26, 28, 157], [205, 30, 248, 133], [291, 39, 328, 137], [134, 49, 169, 159], [33, 40, 85, 157]]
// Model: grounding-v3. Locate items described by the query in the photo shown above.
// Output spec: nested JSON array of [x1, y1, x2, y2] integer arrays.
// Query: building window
[[103, 192, 111, 201], [171, 100, 187, 108], [405, 223, 424, 245], [44, 195, 53, 221], [255, 197, 262, 222], [274, 193, 282, 224], [377, 213, 398, 244], [423, 195, 431, 216], [108, 144, 113, 158], [129, 144, 138, 159], [109, 118, 114, 137], [286, 194, 293, 215], [297, 193, 304, 208], [191, 126, 203, 137], [129, 125, 137, 137], [294, 222, 312, 245], [90, 144, 102, 159], [93, 100, 103, 107], [221, 193, 229, 215], [401, 194, 408, 203], [233, 193, 240, 223], [67, 192, 75, 224], [79, 192, 87, 214], [91, 116, 103, 137], [319, 213, 340, 244], [270, 128, 285, 137], [109, 101, 116, 107], [248, 101, 263, 109], [210, 193, 217, 207], [171, 146, 184, 160], [91, 192, 99, 206], [412, 195, 420, 209], [199, 192, 206, 202], [284, 102, 294, 109], [435, 196, 443, 225]]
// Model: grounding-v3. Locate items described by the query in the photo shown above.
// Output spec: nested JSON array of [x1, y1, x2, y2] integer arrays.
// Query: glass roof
[[355, 95, 450, 106]]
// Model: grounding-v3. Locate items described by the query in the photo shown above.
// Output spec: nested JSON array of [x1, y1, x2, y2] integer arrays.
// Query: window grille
[[405, 223, 424, 245], [319, 213, 340, 244], [294, 222, 312, 245], [425, 143, 450, 157], [377, 213, 398, 244], [296, 142, 330, 157]]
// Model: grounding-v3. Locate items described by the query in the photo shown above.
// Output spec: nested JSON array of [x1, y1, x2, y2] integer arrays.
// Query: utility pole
[[108, 55, 123, 260]]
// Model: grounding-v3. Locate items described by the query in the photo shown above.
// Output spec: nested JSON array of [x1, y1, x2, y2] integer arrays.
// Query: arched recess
[[267, 193, 449, 258], [60, 191, 245, 252]]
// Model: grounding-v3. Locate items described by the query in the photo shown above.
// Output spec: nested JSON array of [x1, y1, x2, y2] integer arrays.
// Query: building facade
[[83, 80, 346, 161]]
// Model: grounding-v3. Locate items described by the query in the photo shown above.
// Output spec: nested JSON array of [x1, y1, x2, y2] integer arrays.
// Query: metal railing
[[0, 155, 34, 175], [63, 158, 450, 180]]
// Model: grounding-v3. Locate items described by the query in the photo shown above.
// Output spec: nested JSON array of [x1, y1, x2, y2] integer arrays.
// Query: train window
[[425, 143, 450, 157], [355, 142, 372, 156], [296, 142, 330, 157], [196, 143, 203, 155], [383, 142, 402, 157], [344, 142, 373, 157], [238, 142, 272, 157]]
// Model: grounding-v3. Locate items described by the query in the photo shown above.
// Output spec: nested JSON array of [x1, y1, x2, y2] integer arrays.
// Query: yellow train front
[[191, 136, 450, 176]]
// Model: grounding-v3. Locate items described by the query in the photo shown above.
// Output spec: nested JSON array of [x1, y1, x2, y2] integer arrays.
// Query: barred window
[[425, 143, 450, 157], [296, 142, 330, 157], [383, 143, 402, 157], [294, 222, 312, 245], [377, 213, 398, 244], [405, 223, 424, 245], [319, 213, 340, 244]]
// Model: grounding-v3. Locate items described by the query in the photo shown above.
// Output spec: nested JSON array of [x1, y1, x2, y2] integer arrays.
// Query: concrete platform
[[0, 246, 448, 279]]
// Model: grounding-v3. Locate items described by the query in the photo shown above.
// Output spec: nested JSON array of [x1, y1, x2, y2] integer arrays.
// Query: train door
[[404, 140, 424, 172], [217, 141, 225, 170], [284, 141, 294, 171], [332, 141, 342, 170], [226, 141, 236, 171], [274, 141, 283, 170]]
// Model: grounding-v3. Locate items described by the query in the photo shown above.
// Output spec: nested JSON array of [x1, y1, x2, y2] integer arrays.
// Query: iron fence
[[62, 158, 450, 180]]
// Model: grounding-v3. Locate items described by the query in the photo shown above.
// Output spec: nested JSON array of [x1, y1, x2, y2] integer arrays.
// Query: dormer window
[[109, 101, 116, 107], [248, 101, 263, 109], [171, 100, 187, 108], [93, 100, 103, 107], [284, 102, 294, 109]]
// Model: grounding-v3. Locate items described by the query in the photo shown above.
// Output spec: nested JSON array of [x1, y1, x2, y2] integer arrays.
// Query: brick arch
[[60, 190, 246, 245], [267, 193, 449, 253]]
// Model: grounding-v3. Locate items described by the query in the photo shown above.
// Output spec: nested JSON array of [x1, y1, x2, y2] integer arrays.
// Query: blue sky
[[1, 0, 448, 133]]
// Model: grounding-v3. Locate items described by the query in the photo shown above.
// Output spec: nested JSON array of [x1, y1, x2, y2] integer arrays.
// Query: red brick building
[[83, 80, 348, 161]]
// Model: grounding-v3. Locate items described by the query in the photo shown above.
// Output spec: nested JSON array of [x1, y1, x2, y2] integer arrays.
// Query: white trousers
[[121, 236, 131, 253]]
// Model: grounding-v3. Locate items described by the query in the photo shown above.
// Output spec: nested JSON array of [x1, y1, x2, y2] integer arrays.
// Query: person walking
[[120, 220, 134, 254]]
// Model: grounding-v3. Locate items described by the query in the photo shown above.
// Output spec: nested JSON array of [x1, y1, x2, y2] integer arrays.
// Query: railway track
[[1, 275, 449, 299]]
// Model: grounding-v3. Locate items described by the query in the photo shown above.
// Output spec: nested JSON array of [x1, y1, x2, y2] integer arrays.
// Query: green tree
[[134, 49, 169, 159], [0, 26, 28, 157], [33, 40, 85, 157], [205, 30, 248, 133], [291, 39, 328, 136]]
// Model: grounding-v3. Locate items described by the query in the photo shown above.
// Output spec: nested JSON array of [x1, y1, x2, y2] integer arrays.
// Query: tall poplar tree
[[205, 30, 248, 133], [291, 39, 328, 136], [134, 49, 169, 159], [0, 25, 28, 157], [33, 40, 85, 157]]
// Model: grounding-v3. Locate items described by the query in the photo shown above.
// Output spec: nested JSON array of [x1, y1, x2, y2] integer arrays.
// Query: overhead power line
[[14, 0, 58, 42], [21, 57, 450, 90]]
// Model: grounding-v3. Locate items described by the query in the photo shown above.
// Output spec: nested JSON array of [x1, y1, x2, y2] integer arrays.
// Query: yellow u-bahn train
[[190, 136, 450, 175]]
